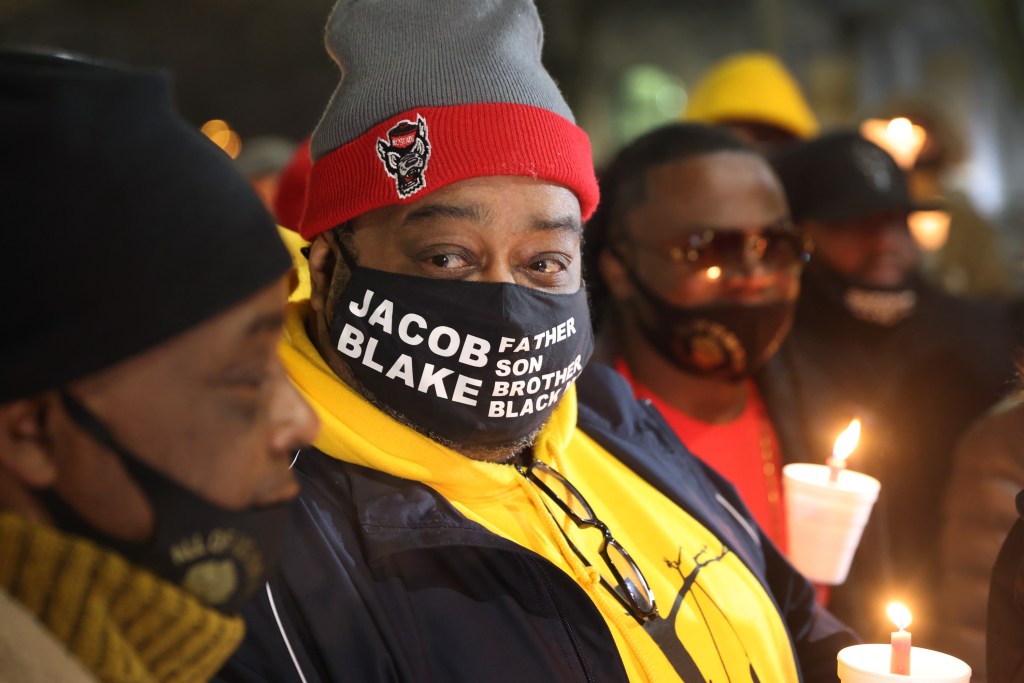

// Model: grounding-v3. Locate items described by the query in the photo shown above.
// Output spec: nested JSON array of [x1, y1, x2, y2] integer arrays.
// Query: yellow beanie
[[683, 52, 819, 140]]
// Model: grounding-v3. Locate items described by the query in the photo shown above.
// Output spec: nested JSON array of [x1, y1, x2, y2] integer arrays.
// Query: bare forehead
[[643, 151, 778, 196], [628, 152, 788, 236], [356, 176, 582, 232]]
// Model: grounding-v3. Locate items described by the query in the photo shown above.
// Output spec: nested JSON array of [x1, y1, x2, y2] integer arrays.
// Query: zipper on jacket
[[525, 555, 597, 683]]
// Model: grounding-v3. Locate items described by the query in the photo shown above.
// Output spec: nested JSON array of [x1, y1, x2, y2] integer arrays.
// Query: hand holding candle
[[782, 417, 879, 584], [888, 601, 912, 675], [827, 418, 861, 483]]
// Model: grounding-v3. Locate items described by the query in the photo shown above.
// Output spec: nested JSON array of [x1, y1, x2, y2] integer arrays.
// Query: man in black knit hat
[[0, 50, 318, 682]]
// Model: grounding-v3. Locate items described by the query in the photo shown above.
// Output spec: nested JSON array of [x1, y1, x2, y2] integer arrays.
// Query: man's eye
[[224, 374, 270, 391], [219, 363, 274, 391], [428, 253, 469, 269], [529, 257, 567, 274]]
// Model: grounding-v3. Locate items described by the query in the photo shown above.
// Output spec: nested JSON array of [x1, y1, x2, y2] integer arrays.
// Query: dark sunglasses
[[516, 460, 659, 622], [624, 227, 810, 272]]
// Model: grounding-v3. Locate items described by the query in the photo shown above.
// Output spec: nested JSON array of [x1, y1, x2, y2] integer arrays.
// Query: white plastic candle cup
[[782, 463, 880, 585], [837, 644, 971, 682]]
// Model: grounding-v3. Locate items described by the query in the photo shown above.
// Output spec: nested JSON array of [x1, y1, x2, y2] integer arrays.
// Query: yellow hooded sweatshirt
[[281, 301, 800, 682]]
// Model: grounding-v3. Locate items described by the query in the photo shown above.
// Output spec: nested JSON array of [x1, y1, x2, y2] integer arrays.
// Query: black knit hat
[[773, 130, 925, 225], [0, 50, 291, 402]]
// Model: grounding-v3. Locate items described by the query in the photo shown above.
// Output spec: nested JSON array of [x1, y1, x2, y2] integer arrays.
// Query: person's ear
[[307, 233, 337, 316], [598, 245, 634, 303], [0, 397, 58, 488]]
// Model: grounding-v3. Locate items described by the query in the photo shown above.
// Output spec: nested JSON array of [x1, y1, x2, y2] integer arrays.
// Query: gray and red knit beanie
[[298, 0, 599, 239]]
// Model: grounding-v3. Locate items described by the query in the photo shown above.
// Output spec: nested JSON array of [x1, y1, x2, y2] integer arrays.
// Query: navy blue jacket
[[216, 365, 856, 683]]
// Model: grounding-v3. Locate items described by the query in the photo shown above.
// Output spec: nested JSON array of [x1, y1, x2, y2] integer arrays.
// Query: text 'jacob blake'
[[337, 289, 586, 416]]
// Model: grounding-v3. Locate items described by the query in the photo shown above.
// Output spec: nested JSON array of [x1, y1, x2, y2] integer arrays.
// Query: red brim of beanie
[[299, 103, 599, 240], [273, 137, 312, 231]]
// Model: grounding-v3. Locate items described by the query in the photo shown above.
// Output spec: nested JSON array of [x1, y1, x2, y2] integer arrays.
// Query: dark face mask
[[627, 271, 795, 381], [804, 262, 919, 327], [330, 266, 594, 450], [38, 391, 294, 614]]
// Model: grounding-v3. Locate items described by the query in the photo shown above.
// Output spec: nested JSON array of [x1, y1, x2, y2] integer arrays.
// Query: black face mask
[[804, 263, 919, 327], [628, 271, 795, 381], [38, 391, 294, 614], [330, 266, 594, 450]]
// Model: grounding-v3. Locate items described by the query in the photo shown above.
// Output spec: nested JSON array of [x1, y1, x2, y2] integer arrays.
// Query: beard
[[335, 363, 544, 463]]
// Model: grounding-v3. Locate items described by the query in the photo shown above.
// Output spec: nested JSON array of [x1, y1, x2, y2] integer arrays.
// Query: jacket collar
[[297, 453, 523, 565]]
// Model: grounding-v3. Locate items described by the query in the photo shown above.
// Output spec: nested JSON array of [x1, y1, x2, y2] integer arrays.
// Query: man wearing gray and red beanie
[[216, 2, 857, 682]]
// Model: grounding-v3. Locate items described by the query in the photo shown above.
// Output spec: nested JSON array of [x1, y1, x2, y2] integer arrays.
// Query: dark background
[[4, 0, 1024, 286]]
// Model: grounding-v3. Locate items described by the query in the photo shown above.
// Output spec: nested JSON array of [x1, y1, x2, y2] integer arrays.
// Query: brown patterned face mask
[[626, 269, 795, 381]]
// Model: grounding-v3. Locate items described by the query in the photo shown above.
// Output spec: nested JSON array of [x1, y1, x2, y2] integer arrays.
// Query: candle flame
[[705, 266, 722, 281], [831, 418, 861, 463], [859, 117, 927, 169], [887, 601, 912, 630]]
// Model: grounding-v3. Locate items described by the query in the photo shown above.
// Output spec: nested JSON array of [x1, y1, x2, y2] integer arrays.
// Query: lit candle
[[827, 418, 861, 483], [887, 601, 912, 675]]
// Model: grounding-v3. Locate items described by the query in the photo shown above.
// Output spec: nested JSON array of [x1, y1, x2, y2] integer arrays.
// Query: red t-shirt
[[615, 359, 788, 552]]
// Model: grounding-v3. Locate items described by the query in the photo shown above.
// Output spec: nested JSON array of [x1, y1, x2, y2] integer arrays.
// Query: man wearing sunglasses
[[772, 132, 1015, 642], [587, 123, 808, 554], [217, 2, 856, 682]]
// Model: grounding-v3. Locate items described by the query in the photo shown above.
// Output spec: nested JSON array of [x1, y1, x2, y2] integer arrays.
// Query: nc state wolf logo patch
[[377, 115, 431, 199]]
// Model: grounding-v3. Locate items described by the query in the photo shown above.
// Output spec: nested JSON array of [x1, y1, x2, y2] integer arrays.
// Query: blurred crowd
[[3, 2, 1024, 683]]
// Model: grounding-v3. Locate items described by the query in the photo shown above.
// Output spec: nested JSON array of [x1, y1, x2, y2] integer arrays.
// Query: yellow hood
[[278, 301, 576, 497], [275, 226, 311, 302], [277, 301, 799, 683]]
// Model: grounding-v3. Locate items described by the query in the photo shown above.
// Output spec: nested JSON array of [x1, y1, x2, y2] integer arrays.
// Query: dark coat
[[768, 267, 1016, 642], [938, 399, 1024, 682], [215, 365, 856, 683], [987, 490, 1024, 683]]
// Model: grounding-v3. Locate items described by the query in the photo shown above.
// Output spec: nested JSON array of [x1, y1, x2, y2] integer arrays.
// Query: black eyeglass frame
[[516, 460, 659, 623]]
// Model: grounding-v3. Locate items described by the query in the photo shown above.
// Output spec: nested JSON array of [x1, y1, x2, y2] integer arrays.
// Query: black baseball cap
[[773, 130, 931, 225]]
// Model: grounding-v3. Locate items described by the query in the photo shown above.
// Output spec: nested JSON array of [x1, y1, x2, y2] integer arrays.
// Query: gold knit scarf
[[0, 513, 244, 683]]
